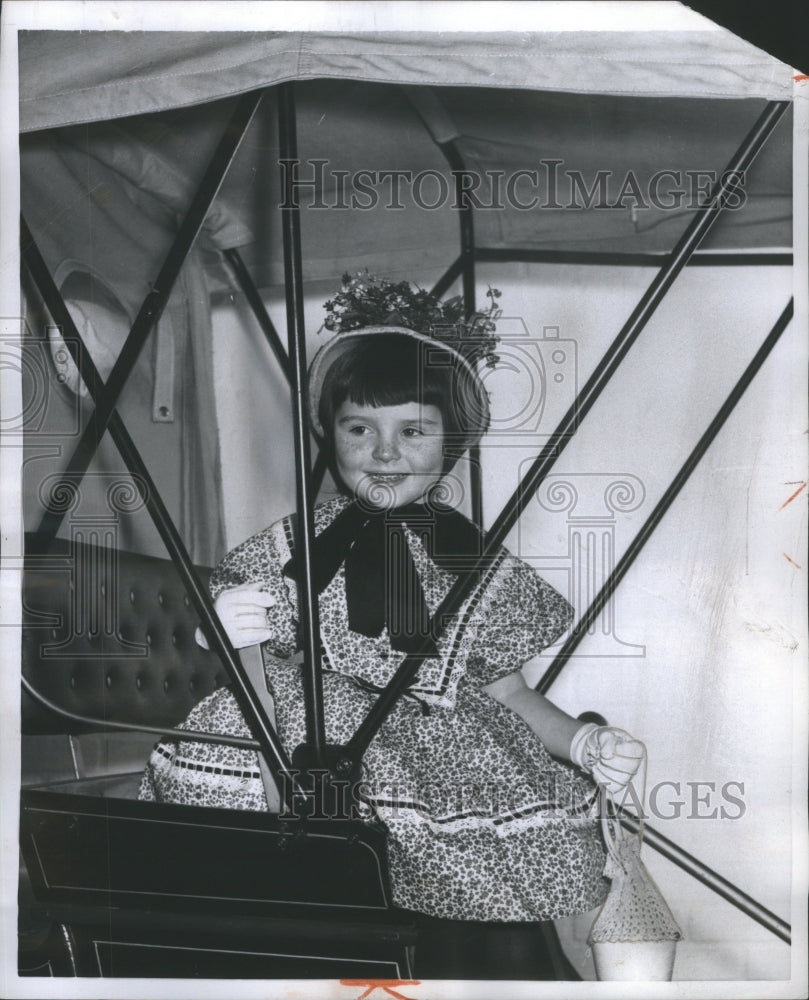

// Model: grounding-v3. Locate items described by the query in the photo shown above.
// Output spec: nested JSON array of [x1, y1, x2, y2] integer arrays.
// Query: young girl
[[139, 322, 643, 979]]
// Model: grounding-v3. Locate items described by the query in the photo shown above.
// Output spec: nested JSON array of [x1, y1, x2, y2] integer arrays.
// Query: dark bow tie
[[283, 502, 485, 654]]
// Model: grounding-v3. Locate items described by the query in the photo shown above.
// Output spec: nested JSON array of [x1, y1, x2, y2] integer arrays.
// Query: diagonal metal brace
[[21, 219, 299, 801], [540, 301, 795, 945], [619, 810, 791, 945], [35, 89, 264, 542], [223, 246, 293, 385], [223, 246, 330, 493], [537, 299, 794, 691], [348, 99, 790, 760]]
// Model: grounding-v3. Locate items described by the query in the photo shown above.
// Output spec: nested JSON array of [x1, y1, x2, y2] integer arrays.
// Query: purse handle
[[600, 737, 648, 868]]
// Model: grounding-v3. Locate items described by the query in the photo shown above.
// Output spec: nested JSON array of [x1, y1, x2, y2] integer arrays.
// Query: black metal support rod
[[278, 83, 326, 764], [21, 222, 298, 796], [349, 99, 789, 758], [429, 256, 463, 299], [619, 812, 791, 944], [35, 90, 264, 541], [223, 247, 293, 385], [21, 676, 263, 752], [223, 246, 330, 496], [438, 144, 476, 315], [466, 444, 483, 528], [538, 298, 794, 692], [441, 140, 483, 528], [474, 248, 793, 268]]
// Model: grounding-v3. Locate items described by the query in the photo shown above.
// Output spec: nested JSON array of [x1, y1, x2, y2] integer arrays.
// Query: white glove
[[570, 723, 645, 796], [194, 582, 276, 650]]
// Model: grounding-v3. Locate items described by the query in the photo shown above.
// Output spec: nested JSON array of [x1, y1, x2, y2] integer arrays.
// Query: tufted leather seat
[[20, 531, 233, 797], [22, 532, 228, 736]]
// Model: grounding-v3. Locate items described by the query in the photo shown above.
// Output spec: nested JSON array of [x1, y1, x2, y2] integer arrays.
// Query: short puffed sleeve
[[209, 521, 298, 657], [464, 554, 573, 687]]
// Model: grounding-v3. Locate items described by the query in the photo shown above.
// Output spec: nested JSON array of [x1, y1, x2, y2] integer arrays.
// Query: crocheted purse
[[588, 747, 682, 981]]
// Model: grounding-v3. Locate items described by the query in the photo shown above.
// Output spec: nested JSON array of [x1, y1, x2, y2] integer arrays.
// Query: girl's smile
[[333, 400, 445, 509]]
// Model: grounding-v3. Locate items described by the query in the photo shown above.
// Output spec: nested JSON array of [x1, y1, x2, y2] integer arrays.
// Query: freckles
[[335, 435, 362, 457]]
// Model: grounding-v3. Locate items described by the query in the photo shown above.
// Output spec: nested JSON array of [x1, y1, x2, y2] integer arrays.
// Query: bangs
[[318, 333, 454, 435]]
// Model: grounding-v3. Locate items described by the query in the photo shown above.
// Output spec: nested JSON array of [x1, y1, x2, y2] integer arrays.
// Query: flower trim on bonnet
[[322, 270, 501, 370], [309, 271, 501, 450]]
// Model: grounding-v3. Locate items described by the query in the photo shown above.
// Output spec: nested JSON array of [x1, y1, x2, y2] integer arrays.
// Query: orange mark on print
[[340, 981, 421, 1000], [783, 553, 802, 569], [778, 481, 807, 510], [794, 74, 809, 82]]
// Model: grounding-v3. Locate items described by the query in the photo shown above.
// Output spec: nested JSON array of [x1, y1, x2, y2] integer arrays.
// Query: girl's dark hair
[[317, 333, 485, 448]]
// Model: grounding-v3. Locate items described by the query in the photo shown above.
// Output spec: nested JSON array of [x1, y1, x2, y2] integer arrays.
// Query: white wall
[[212, 260, 804, 981]]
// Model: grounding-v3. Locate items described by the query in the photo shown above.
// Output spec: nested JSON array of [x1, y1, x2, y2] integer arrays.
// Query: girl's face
[[333, 400, 445, 509]]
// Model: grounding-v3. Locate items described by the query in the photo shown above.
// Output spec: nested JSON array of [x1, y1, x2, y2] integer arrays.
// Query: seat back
[[21, 532, 229, 786], [22, 532, 228, 734]]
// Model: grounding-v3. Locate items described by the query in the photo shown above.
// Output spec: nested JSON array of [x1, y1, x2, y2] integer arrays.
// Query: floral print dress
[[139, 497, 607, 922]]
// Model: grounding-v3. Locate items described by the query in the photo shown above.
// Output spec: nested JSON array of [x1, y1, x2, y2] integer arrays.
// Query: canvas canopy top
[[17, 28, 795, 292], [18, 29, 794, 133]]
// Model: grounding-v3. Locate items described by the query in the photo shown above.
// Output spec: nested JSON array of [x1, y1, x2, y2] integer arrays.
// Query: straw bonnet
[[307, 325, 490, 451]]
